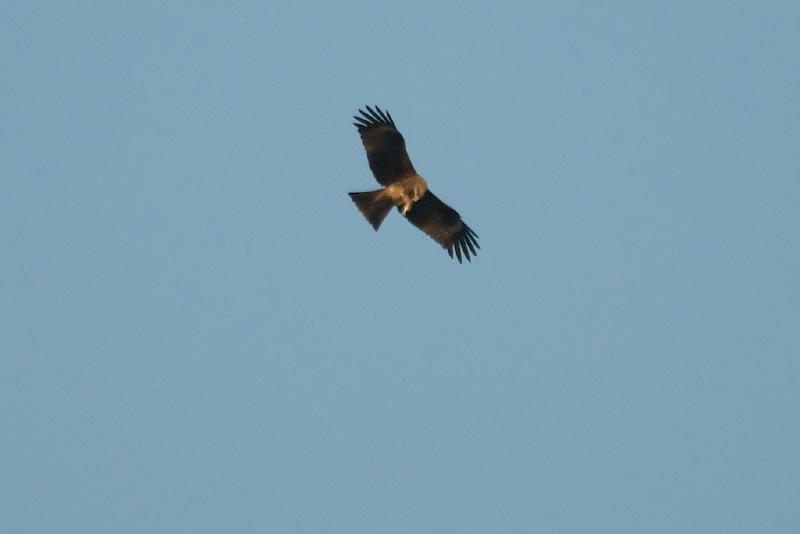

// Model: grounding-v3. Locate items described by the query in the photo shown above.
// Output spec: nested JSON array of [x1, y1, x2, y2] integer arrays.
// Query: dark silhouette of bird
[[348, 106, 479, 263]]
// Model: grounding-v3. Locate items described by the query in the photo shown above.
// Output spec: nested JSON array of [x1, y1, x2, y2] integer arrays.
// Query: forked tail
[[348, 189, 393, 230]]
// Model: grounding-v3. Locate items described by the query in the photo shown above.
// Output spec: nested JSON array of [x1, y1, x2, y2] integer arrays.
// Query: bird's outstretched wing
[[404, 191, 480, 263], [353, 106, 416, 186]]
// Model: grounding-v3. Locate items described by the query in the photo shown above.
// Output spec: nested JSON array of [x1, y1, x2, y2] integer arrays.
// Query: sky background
[[2, 1, 799, 532]]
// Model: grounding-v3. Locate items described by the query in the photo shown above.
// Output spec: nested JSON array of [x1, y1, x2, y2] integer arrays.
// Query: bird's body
[[348, 106, 479, 263]]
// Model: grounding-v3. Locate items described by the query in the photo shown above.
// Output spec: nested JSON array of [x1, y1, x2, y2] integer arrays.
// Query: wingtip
[[354, 105, 395, 128]]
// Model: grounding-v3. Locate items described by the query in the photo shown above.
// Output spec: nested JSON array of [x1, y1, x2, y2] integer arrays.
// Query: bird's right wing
[[353, 106, 416, 186]]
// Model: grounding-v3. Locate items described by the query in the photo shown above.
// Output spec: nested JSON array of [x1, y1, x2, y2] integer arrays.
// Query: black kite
[[348, 106, 480, 263]]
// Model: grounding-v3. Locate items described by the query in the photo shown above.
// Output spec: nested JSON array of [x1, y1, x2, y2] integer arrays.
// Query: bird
[[348, 105, 480, 263]]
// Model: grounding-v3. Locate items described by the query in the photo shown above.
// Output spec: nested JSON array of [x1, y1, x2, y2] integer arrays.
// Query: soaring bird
[[348, 105, 480, 263]]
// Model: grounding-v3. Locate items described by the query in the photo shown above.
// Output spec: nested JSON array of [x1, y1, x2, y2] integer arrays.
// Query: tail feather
[[348, 189, 393, 230]]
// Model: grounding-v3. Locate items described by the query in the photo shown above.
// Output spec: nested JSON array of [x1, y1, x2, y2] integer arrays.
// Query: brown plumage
[[348, 105, 480, 263]]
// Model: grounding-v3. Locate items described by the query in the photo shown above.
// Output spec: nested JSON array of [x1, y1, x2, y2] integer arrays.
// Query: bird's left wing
[[404, 191, 480, 263]]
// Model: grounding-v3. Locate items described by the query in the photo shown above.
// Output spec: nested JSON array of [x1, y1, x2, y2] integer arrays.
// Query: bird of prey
[[348, 105, 480, 263]]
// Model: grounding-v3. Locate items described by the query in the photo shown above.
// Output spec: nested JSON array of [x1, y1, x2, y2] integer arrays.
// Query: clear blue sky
[[2, 2, 798, 532]]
